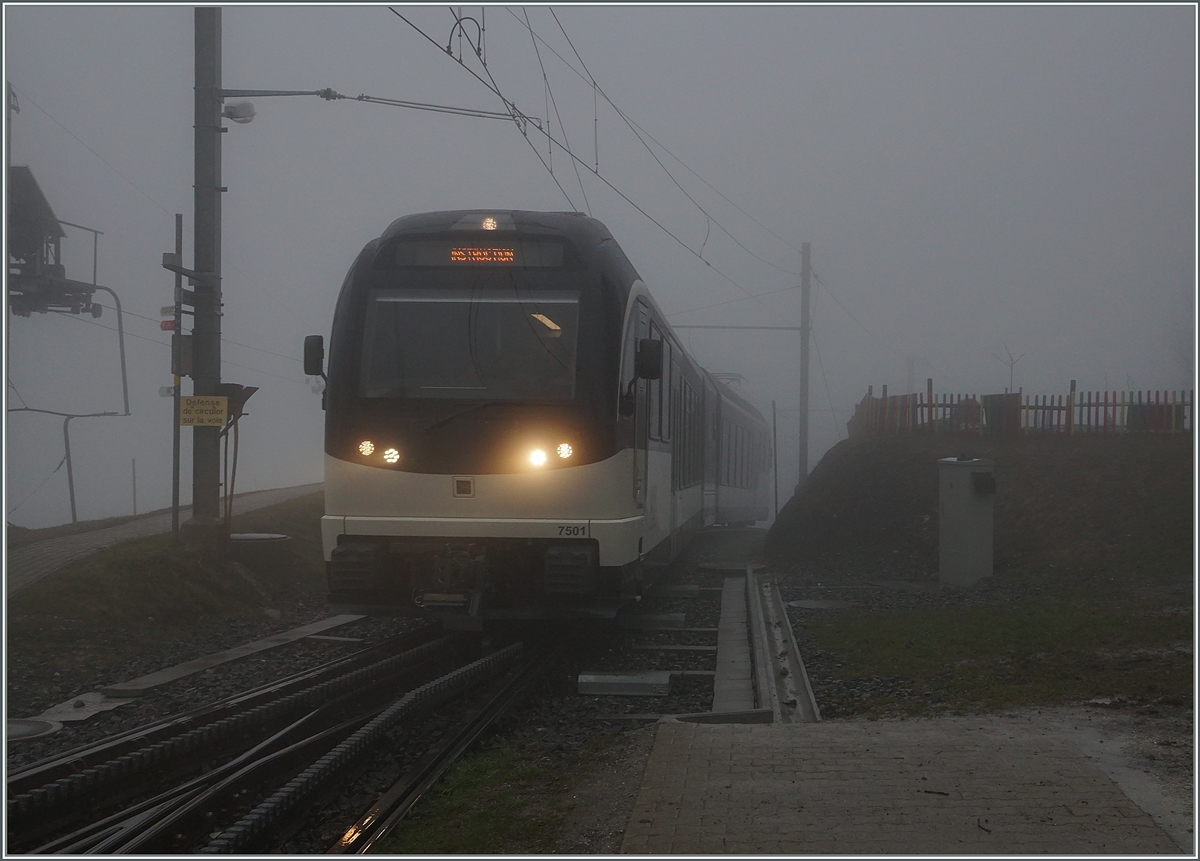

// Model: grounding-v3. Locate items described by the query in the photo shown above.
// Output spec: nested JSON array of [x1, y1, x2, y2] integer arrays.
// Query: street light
[[172, 8, 531, 549], [222, 101, 255, 124]]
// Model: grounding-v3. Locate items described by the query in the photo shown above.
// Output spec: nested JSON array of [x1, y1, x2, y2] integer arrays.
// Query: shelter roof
[[8, 165, 65, 242]]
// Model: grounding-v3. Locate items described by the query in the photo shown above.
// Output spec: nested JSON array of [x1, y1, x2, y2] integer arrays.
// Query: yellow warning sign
[[180, 395, 227, 427]]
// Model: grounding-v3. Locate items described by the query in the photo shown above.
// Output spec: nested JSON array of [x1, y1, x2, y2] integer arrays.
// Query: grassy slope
[[6, 492, 328, 708], [766, 433, 1194, 715], [767, 433, 1193, 577]]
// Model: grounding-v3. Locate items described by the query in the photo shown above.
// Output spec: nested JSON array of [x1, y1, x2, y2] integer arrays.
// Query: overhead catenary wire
[[389, 8, 774, 318], [388, 6, 570, 210], [9, 82, 270, 305], [399, 14, 969, 411], [431, 7, 580, 211], [809, 274, 843, 440], [509, 8, 803, 278], [811, 269, 968, 392], [6, 455, 67, 517], [8, 377, 29, 408], [546, 7, 800, 282], [42, 311, 310, 387], [8, 83, 173, 217], [523, 7, 590, 215], [810, 329, 842, 442], [669, 281, 802, 320], [90, 302, 302, 364]]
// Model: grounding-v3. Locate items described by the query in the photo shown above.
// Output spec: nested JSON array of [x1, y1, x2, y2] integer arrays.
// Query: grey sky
[[4, 4, 1195, 528]]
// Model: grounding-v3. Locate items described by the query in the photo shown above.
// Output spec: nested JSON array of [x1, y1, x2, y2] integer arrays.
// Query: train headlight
[[383, 448, 400, 464], [529, 449, 547, 467], [358, 440, 375, 456], [557, 443, 573, 459]]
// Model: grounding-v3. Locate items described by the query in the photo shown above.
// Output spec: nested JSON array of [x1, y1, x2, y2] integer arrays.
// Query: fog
[[4, 5, 1195, 528]]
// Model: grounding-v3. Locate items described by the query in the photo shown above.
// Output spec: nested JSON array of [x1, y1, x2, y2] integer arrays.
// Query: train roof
[[378, 210, 616, 248], [709, 375, 769, 423]]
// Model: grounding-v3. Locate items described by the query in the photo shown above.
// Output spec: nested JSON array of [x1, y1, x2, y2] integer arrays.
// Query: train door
[[632, 301, 651, 509], [702, 379, 719, 526]]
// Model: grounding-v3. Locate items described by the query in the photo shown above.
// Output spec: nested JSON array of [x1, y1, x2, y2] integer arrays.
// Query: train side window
[[728, 422, 734, 487], [722, 419, 731, 486], [675, 375, 686, 488], [744, 426, 750, 488], [729, 422, 739, 489], [686, 388, 696, 489], [663, 341, 673, 442], [688, 384, 696, 487], [739, 429, 748, 489], [649, 322, 662, 441], [742, 425, 749, 488], [750, 430, 758, 488], [739, 426, 748, 491], [734, 424, 740, 488]]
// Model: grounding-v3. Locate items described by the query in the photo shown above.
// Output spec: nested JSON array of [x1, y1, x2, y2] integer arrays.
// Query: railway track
[[8, 531, 818, 854], [7, 631, 536, 854], [576, 538, 820, 726]]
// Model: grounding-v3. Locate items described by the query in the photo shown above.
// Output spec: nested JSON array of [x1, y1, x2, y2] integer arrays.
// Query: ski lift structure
[[7, 165, 130, 523]]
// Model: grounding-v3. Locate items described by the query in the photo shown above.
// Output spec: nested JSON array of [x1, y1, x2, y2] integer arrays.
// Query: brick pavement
[[620, 717, 1180, 854], [5, 484, 322, 598]]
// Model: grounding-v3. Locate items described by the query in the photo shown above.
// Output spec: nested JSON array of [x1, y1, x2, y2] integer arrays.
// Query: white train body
[[309, 211, 770, 623]]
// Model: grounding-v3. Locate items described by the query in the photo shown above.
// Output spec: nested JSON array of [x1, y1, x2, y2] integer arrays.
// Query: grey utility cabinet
[[938, 457, 996, 587]]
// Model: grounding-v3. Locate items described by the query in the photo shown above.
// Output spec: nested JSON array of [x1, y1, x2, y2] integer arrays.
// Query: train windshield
[[359, 285, 580, 400]]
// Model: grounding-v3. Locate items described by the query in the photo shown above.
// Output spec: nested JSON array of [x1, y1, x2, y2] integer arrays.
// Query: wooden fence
[[848, 380, 1193, 437]]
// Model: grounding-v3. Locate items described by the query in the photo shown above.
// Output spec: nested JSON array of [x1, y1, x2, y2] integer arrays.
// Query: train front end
[[311, 211, 638, 625]]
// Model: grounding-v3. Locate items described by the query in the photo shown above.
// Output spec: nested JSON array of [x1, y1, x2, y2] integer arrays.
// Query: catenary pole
[[187, 7, 224, 544], [797, 241, 811, 492], [772, 399, 778, 518]]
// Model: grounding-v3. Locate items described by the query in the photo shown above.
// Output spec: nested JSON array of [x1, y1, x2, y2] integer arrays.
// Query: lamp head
[[222, 101, 256, 124]]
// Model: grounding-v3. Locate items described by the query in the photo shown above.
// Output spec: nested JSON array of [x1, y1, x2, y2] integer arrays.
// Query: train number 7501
[[557, 525, 587, 536]]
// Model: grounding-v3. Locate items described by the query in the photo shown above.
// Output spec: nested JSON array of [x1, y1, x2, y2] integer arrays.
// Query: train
[[304, 210, 772, 627]]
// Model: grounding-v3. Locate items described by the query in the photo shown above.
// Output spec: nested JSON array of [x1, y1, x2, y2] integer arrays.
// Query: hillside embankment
[[765, 432, 1193, 583]]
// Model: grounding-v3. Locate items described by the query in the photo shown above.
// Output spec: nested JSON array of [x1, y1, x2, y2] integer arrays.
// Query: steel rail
[[114, 646, 478, 855], [31, 711, 328, 854], [22, 638, 474, 855], [93, 713, 373, 854], [329, 645, 551, 853], [748, 565, 821, 724], [200, 642, 527, 854], [745, 566, 780, 720], [8, 625, 439, 797], [7, 632, 455, 840]]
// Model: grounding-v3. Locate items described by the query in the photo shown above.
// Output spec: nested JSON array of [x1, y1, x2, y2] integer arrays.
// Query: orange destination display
[[450, 247, 516, 263]]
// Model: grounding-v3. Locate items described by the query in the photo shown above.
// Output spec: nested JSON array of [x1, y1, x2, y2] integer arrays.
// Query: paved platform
[[620, 717, 1182, 854], [5, 483, 322, 598]]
